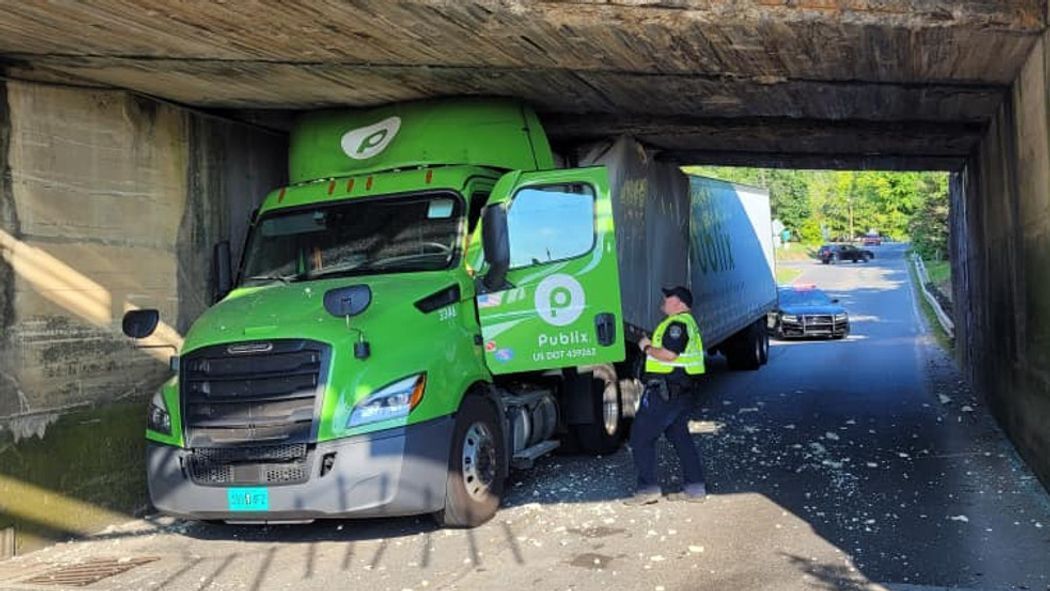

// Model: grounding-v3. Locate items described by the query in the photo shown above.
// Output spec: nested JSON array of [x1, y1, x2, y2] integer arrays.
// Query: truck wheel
[[759, 327, 770, 365], [574, 367, 623, 455], [437, 396, 505, 528], [727, 321, 762, 371]]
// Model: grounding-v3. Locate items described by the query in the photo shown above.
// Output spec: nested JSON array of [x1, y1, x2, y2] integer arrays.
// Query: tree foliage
[[683, 166, 950, 260], [907, 174, 950, 261]]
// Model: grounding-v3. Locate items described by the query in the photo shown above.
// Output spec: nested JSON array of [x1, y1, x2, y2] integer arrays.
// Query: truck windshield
[[240, 193, 463, 285], [779, 289, 832, 307]]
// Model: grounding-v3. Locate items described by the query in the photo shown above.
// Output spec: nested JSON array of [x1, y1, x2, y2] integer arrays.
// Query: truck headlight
[[348, 374, 427, 428], [147, 390, 172, 435], [835, 312, 848, 321], [782, 314, 798, 323]]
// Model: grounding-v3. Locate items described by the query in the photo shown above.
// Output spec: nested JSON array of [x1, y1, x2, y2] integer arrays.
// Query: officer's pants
[[629, 383, 705, 492]]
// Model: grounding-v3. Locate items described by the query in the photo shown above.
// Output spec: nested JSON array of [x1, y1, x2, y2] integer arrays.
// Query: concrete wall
[[951, 29, 1050, 492], [0, 80, 286, 556]]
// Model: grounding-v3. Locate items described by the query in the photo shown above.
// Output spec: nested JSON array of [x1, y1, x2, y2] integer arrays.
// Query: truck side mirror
[[481, 205, 510, 291], [213, 241, 232, 303], [122, 309, 159, 339]]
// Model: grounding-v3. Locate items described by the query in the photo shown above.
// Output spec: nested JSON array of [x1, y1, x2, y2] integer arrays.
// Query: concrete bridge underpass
[[0, 0, 1048, 578]]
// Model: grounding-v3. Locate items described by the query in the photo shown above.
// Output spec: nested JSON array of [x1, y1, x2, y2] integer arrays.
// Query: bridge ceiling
[[0, 1, 1044, 169]]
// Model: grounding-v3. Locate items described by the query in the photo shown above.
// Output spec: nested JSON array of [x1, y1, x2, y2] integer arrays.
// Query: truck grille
[[180, 339, 330, 448], [187, 444, 310, 486]]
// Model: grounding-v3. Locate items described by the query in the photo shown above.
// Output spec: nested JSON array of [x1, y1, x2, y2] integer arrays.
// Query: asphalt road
[[2, 243, 1049, 591]]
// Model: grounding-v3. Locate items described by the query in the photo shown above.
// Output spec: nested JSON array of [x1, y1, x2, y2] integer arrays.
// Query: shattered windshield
[[239, 193, 463, 285]]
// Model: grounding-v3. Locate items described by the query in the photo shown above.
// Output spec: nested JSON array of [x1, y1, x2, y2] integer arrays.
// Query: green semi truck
[[123, 98, 776, 527]]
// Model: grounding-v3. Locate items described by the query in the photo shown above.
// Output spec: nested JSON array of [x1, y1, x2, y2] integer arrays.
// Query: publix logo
[[534, 274, 585, 327], [340, 116, 401, 160]]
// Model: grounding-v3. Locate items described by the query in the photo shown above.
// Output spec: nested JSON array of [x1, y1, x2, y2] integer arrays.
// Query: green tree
[[684, 166, 948, 253], [908, 174, 949, 260]]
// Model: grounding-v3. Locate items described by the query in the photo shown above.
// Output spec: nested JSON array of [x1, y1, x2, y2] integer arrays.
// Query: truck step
[[511, 440, 560, 470]]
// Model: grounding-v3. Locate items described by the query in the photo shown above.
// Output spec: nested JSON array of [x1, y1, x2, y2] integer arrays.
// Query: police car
[[772, 285, 849, 339]]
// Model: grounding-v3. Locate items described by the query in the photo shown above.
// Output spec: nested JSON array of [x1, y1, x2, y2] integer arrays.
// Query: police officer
[[625, 286, 707, 505]]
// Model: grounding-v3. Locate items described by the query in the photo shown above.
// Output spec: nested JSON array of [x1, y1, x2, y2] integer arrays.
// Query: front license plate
[[227, 487, 269, 512]]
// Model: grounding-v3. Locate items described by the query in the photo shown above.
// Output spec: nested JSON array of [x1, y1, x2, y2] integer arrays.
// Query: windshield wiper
[[308, 260, 370, 280], [245, 273, 299, 285], [368, 252, 450, 269]]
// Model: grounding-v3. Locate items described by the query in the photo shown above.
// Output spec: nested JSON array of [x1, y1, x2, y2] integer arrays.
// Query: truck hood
[[779, 304, 846, 316], [180, 271, 465, 353]]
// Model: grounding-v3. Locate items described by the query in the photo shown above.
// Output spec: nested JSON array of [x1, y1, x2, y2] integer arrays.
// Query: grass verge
[[907, 256, 954, 353], [924, 260, 952, 296], [776, 266, 803, 284], [775, 243, 817, 262]]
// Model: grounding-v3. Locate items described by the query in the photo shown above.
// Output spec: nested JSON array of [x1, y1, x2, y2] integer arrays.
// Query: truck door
[[476, 167, 625, 374]]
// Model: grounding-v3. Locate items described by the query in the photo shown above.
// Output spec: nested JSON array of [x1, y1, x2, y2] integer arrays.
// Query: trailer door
[[477, 166, 625, 374]]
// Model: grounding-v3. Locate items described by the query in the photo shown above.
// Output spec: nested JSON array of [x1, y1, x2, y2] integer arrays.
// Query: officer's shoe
[[668, 483, 707, 503], [623, 488, 662, 506]]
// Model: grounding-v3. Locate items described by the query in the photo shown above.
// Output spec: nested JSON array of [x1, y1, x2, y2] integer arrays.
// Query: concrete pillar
[[0, 80, 286, 555], [952, 31, 1050, 491]]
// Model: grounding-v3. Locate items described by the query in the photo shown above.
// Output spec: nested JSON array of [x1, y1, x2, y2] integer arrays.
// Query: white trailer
[[580, 136, 776, 370]]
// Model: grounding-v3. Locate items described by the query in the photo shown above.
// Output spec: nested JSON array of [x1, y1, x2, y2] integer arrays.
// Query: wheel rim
[[462, 421, 497, 501], [601, 381, 620, 436]]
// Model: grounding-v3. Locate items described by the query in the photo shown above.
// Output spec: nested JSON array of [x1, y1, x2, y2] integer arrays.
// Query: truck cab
[[127, 99, 627, 527]]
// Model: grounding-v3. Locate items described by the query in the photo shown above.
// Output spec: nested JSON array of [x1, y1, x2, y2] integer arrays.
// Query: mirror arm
[[476, 274, 514, 295]]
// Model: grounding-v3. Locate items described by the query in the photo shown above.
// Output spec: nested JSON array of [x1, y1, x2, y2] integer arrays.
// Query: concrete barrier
[[0, 79, 288, 555], [950, 27, 1050, 493]]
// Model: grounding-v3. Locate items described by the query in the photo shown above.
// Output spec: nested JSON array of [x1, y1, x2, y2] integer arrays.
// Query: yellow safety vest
[[645, 312, 706, 376]]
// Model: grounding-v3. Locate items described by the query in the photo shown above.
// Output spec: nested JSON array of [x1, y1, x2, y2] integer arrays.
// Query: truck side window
[[507, 183, 595, 268]]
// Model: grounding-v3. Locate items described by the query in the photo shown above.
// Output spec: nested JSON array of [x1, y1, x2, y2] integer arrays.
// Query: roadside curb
[[911, 253, 955, 339]]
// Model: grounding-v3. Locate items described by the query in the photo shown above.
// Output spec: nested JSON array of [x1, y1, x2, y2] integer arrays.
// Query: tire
[[436, 396, 505, 528], [573, 366, 624, 455], [759, 327, 770, 365], [727, 321, 762, 371]]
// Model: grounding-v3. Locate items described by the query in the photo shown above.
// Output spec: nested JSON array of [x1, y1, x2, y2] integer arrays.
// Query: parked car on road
[[818, 243, 874, 264], [862, 235, 882, 246], [772, 285, 850, 339]]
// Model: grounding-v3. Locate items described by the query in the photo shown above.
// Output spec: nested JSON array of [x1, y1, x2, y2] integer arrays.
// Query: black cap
[[661, 286, 693, 308]]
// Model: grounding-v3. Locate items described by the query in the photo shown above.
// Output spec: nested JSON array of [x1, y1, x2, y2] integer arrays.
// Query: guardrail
[[912, 253, 955, 339]]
